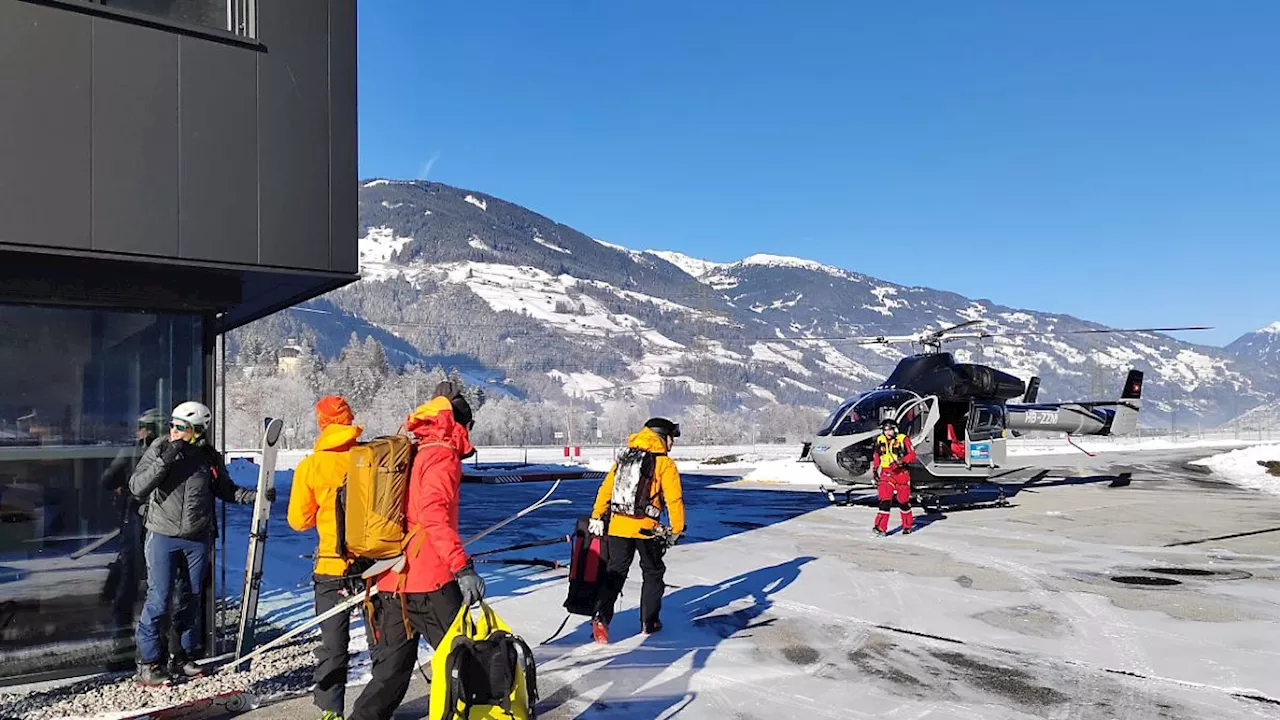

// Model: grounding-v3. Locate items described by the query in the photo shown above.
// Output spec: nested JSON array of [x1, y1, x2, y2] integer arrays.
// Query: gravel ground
[[0, 635, 320, 720]]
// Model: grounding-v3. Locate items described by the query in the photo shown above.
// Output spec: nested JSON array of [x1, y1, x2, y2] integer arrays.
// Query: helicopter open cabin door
[[965, 402, 1007, 469], [895, 395, 940, 467]]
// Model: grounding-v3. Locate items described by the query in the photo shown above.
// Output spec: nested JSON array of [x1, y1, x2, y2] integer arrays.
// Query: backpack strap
[[514, 635, 540, 710]]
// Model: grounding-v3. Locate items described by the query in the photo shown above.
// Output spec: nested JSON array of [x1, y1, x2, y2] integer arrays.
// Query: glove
[[456, 564, 485, 606], [161, 439, 186, 464], [587, 517, 605, 536], [262, 487, 277, 503]]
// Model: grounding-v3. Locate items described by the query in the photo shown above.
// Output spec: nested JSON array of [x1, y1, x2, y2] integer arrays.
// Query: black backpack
[[440, 624, 539, 719]]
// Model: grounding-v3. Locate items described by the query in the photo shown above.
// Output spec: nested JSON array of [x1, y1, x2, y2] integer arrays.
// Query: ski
[[463, 478, 569, 546], [119, 690, 257, 719], [69, 528, 121, 559], [231, 417, 284, 671], [213, 484, 569, 674]]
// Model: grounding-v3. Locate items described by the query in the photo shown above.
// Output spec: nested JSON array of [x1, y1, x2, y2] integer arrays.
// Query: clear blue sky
[[357, 1, 1279, 347]]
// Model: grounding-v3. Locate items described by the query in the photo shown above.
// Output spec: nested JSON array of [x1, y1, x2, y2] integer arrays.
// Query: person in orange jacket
[[288, 395, 363, 720], [587, 417, 685, 643], [349, 382, 484, 720]]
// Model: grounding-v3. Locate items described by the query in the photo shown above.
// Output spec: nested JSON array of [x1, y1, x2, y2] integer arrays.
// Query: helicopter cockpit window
[[816, 397, 860, 437], [830, 390, 916, 436]]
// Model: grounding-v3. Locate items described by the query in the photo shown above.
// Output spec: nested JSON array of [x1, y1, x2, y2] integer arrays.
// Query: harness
[[875, 433, 908, 469]]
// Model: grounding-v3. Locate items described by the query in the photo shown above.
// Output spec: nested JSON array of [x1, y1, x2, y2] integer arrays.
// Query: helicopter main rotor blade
[[770, 325, 1211, 343], [938, 325, 1214, 342]]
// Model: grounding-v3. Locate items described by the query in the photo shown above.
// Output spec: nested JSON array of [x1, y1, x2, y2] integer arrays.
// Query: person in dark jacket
[[100, 408, 163, 629], [128, 400, 267, 685]]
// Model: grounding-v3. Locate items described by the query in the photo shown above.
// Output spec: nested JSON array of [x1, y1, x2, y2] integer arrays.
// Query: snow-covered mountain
[[228, 179, 1277, 428], [1227, 322, 1280, 368]]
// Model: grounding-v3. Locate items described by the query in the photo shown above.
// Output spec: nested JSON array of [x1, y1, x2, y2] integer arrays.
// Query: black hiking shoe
[[136, 663, 171, 687], [169, 654, 204, 678], [643, 620, 663, 636]]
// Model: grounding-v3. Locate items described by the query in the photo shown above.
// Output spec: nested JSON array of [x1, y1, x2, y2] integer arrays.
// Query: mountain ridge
[[225, 178, 1278, 431]]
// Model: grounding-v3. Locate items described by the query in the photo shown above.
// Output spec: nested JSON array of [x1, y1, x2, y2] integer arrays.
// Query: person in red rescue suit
[[348, 383, 486, 720], [873, 418, 918, 536]]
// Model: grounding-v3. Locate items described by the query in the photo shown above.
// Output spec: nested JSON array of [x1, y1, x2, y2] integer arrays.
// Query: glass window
[[97, 0, 254, 37], [968, 403, 1006, 441], [0, 304, 203, 683], [831, 390, 916, 437]]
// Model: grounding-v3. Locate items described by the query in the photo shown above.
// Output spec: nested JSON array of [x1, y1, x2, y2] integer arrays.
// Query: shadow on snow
[[535, 556, 817, 719]]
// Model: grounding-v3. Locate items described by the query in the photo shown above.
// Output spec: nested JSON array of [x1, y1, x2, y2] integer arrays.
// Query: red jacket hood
[[405, 396, 474, 457]]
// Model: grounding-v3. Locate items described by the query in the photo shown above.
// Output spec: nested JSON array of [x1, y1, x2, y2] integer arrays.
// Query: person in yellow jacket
[[587, 417, 685, 644], [288, 395, 363, 720]]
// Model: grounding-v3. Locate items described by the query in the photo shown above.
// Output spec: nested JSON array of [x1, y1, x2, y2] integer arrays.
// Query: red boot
[[592, 618, 609, 644], [873, 512, 890, 535]]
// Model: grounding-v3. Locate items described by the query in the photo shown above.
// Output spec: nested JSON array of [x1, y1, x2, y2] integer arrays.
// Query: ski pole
[[473, 557, 563, 569], [472, 535, 569, 557]]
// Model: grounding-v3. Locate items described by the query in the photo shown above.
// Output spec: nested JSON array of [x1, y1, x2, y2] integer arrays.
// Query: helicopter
[[796, 320, 1211, 511]]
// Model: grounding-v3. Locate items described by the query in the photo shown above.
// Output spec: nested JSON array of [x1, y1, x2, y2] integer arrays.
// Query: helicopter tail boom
[[1005, 370, 1143, 436]]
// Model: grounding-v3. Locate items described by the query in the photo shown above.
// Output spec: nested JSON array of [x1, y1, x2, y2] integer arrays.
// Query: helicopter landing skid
[[916, 485, 1009, 514], [819, 485, 866, 507]]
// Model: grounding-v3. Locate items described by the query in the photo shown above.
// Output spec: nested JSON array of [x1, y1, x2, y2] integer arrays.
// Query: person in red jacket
[[349, 383, 485, 720], [872, 418, 918, 536]]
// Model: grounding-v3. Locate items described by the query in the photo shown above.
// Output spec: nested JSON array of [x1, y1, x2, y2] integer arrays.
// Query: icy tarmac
[[7, 444, 1280, 719], [228, 445, 1280, 720]]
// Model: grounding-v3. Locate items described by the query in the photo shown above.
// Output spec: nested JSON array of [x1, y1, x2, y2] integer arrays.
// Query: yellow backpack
[[430, 601, 539, 719], [335, 435, 415, 562]]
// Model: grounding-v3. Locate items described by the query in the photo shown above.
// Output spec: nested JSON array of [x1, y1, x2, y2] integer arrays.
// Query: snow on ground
[[749, 342, 812, 376], [1189, 443, 1280, 495], [357, 226, 414, 280], [645, 250, 727, 278], [533, 234, 571, 254], [464, 194, 487, 211], [229, 434, 1267, 474]]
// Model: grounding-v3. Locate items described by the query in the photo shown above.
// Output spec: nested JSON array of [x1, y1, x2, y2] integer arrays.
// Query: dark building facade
[[0, 0, 358, 683]]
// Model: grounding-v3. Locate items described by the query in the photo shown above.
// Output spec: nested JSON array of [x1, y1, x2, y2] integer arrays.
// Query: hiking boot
[[169, 654, 204, 678], [591, 618, 609, 645], [136, 663, 170, 687], [901, 526, 913, 535], [643, 620, 663, 636]]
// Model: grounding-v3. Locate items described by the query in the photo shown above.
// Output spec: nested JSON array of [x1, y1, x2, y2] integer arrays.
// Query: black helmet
[[644, 417, 681, 439], [880, 418, 898, 430]]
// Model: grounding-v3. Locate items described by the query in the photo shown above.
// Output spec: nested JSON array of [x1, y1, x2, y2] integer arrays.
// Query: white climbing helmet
[[171, 401, 212, 433]]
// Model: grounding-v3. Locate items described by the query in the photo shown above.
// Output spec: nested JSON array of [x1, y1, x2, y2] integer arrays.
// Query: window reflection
[[100, 0, 233, 34], [0, 305, 202, 682]]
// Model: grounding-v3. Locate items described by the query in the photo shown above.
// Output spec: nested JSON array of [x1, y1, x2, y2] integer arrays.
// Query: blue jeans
[[136, 531, 208, 665]]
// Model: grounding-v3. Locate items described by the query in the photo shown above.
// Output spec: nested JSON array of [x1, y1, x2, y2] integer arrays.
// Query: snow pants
[[136, 531, 207, 665], [874, 470, 913, 533], [594, 535, 666, 627], [348, 582, 463, 720], [311, 574, 363, 715]]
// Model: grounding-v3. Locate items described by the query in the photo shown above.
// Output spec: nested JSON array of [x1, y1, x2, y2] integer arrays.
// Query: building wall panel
[[0, 2, 92, 250], [92, 19, 180, 256]]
